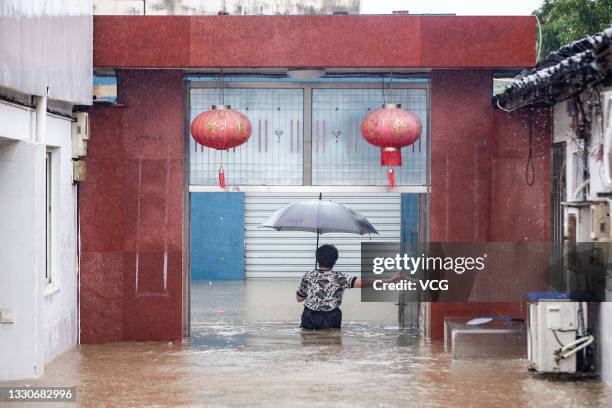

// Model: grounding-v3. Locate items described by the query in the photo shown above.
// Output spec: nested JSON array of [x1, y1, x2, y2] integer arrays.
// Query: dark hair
[[316, 244, 338, 268]]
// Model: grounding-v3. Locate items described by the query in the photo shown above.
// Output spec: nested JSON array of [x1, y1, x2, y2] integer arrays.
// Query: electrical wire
[[552, 329, 565, 347], [495, 98, 536, 114]]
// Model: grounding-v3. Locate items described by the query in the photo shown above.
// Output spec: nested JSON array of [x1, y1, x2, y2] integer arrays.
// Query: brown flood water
[[3, 280, 612, 407]]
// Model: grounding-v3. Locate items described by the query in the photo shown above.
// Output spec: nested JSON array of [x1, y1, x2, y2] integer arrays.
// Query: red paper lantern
[[191, 105, 252, 150], [361, 103, 421, 187], [190, 105, 252, 189], [361, 103, 421, 167]]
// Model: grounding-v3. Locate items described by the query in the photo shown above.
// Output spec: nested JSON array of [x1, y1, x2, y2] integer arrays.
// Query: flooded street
[[3, 280, 612, 407]]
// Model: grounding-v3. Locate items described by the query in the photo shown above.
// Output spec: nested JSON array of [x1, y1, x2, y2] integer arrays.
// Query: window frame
[[187, 79, 431, 192], [45, 149, 53, 286]]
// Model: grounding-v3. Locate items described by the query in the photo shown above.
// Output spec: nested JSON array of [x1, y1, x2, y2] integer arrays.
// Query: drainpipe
[[35, 90, 48, 144]]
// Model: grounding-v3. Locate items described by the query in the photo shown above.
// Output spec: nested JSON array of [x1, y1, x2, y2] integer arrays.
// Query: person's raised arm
[[354, 271, 403, 288]]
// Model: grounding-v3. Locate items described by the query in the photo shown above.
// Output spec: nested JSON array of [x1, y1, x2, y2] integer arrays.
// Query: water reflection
[[1, 280, 611, 407]]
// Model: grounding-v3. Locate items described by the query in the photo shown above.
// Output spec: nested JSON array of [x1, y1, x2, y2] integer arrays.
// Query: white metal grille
[[244, 192, 401, 278]]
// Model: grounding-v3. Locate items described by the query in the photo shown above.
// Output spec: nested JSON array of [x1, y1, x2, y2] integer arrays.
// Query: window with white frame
[[45, 150, 53, 285]]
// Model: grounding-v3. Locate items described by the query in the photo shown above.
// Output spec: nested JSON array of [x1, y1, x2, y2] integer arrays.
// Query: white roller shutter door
[[244, 192, 401, 278]]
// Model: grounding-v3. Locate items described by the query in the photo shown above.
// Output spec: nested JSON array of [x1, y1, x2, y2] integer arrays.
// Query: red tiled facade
[[82, 16, 548, 342], [429, 70, 551, 339], [81, 70, 184, 342], [94, 16, 535, 69]]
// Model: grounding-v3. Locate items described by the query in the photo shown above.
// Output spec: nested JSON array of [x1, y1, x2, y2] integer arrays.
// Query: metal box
[[73, 160, 86, 182]]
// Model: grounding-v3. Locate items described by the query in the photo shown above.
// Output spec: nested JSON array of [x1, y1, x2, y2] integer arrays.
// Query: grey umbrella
[[259, 193, 379, 256]]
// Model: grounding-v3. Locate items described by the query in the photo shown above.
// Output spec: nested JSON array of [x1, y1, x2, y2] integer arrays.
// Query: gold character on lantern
[[206, 119, 222, 133], [392, 119, 406, 137], [363, 118, 377, 134], [234, 121, 243, 134]]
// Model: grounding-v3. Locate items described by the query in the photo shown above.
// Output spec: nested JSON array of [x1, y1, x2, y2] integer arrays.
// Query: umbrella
[[259, 193, 379, 261]]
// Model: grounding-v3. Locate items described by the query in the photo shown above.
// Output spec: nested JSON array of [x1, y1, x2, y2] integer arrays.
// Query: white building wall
[[552, 101, 577, 201], [0, 0, 92, 104], [553, 90, 612, 388], [42, 113, 79, 364], [599, 89, 612, 388], [0, 100, 77, 380], [0, 132, 45, 380]]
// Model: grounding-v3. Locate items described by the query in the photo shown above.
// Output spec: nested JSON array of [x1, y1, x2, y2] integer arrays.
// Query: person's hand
[[390, 271, 403, 283], [388, 272, 418, 284]]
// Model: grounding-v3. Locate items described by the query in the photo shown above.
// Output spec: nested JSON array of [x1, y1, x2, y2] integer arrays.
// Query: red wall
[[428, 70, 551, 340], [81, 69, 551, 343], [93, 15, 535, 69], [83, 15, 544, 343], [80, 70, 185, 343]]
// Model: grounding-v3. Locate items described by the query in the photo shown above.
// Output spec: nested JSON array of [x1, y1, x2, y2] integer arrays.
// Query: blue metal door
[[190, 192, 245, 280]]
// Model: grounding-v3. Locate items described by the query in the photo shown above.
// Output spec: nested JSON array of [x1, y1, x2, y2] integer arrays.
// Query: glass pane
[[190, 88, 303, 185], [312, 88, 427, 185]]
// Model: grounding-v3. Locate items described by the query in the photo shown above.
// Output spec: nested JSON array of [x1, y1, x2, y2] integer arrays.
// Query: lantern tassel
[[387, 168, 396, 188], [219, 167, 226, 190]]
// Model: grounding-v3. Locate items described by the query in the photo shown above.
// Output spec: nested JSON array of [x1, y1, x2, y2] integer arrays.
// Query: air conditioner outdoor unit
[[528, 300, 593, 374]]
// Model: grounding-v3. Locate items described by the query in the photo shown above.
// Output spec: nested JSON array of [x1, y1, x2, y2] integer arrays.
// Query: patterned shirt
[[297, 269, 357, 312]]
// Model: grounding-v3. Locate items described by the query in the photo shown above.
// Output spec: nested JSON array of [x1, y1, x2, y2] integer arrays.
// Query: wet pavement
[[2, 280, 612, 407]]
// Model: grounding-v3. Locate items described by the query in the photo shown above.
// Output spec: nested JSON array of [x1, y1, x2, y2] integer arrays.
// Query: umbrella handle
[[315, 228, 320, 268], [315, 193, 321, 268]]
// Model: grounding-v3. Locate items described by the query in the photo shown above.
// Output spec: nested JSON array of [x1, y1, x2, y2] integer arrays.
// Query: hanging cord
[[381, 74, 386, 105], [217, 70, 222, 104], [389, 71, 393, 103], [525, 109, 535, 185], [220, 69, 225, 105]]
